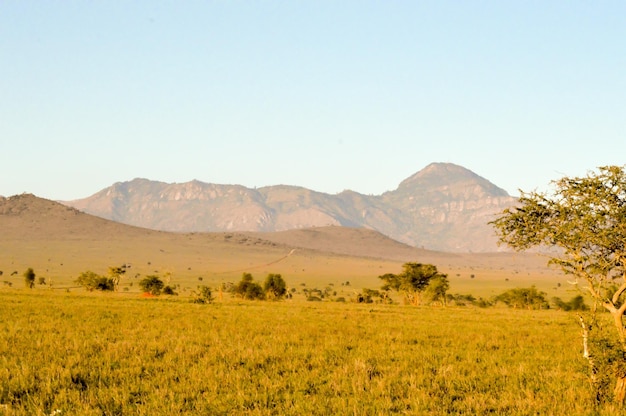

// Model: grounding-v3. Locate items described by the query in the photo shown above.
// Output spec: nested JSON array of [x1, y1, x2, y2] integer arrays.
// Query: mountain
[[63, 163, 517, 252]]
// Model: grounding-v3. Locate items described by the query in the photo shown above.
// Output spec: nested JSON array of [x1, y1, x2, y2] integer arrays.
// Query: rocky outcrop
[[64, 163, 517, 252]]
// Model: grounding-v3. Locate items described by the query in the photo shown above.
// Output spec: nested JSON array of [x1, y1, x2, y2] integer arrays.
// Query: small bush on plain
[[76, 271, 115, 291]]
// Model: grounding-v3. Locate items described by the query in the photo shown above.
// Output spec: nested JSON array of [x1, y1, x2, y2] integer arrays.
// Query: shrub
[[495, 286, 549, 310], [232, 273, 265, 300], [355, 288, 391, 304], [139, 275, 165, 295], [192, 286, 214, 304], [76, 271, 115, 291], [552, 295, 588, 311], [162, 286, 177, 296], [264, 274, 287, 300]]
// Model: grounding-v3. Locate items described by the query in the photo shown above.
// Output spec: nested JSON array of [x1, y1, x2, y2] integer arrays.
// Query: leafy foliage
[[494, 287, 549, 310], [162, 285, 177, 296], [76, 271, 115, 291], [192, 285, 214, 304], [491, 166, 626, 312], [379, 263, 448, 306], [263, 273, 287, 300], [422, 275, 450, 306], [491, 165, 626, 404], [552, 295, 588, 311], [139, 275, 165, 295], [232, 273, 265, 300], [355, 288, 391, 304]]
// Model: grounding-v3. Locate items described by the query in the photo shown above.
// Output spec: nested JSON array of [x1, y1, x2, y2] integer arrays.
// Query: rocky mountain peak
[[395, 162, 509, 199], [63, 163, 518, 252]]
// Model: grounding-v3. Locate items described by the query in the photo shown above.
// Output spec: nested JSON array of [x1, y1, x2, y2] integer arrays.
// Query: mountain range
[[62, 163, 517, 252]]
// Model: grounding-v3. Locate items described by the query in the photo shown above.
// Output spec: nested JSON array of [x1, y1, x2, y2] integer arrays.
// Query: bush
[[552, 295, 588, 311], [264, 274, 287, 300], [139, 275, 165, 295], [495, 286, 549, 310], [232, 273, 265, 300], [355, 288, 391, 304], [76, 271, 115, 291], [162, 285, 177, 296], [192, 286, 214, 304]]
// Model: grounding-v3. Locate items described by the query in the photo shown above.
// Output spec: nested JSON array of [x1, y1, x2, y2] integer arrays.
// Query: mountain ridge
[[62, 163, 518, 252]]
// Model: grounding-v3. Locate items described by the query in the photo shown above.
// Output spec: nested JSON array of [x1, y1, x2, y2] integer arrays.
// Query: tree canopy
[[491, 167, 626, 332], [263, 274, 287, 300], [494, 287, 548, 310], [76, 271, 115, 291], [491, 165, 626, 403], [232, 273, 265, 300], [139, 275, 165, 295], [379, 263, 448, 306]]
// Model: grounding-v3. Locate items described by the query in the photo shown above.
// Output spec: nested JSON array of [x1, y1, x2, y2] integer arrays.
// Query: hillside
[[0, 194, 563, 296], [0, 195, 427, 289], [64, 163, 518, 252]]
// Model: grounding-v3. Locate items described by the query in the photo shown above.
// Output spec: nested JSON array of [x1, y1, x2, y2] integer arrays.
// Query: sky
[[1, 1, 625, 201]]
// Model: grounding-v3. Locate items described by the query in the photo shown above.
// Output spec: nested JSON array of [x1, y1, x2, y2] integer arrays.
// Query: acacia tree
[[379, 263, 447, 306], [491, 165, 626, 404], [139, 275, 164, 295], [108, 265, 126, 291], [76, 271, 115, 291]]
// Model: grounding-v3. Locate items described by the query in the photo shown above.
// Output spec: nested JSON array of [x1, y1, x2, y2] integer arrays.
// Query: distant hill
[[63, 163, 517, 252], [0, 194, 558, 291], [0, 194, 449, 287], [0, 193, 426, 261]]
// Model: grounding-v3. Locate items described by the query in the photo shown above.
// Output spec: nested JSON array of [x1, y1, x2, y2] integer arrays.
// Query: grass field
[[0, 289, 620, 415], [1, 195, 601, 414]]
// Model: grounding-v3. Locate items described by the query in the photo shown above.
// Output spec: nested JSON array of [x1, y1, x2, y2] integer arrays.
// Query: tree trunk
[[612, 309, 626, 405], [579, 316, 599, 400]]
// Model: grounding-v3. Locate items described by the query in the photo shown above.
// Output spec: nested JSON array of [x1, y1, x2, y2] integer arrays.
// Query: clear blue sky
[[1, 1, 625, 200]]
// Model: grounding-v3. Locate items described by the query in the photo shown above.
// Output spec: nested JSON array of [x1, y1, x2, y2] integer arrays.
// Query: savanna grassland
[[2, 195, 608, 415], [0, 290, 616, 416]]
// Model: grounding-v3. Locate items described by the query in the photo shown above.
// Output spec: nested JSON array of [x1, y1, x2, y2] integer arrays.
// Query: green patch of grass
[[0, 290, 617, 415]]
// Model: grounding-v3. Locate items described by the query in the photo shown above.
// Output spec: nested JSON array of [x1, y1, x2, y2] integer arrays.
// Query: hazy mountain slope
[[242, 226, 443, 262], [63, 163, 518, 252], [68, 179, 274, 232], [380, 163, 517, 251]]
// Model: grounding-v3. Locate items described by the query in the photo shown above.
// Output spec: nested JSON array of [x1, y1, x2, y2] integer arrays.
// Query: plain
[[0, 290, 614, 415]]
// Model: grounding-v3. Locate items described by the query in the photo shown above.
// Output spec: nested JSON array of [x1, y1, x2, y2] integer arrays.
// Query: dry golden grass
[[1, 290, 619, 415]]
